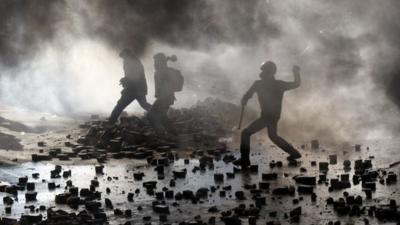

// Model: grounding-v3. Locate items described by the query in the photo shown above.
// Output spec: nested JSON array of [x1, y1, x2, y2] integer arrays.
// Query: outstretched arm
[[282, 65, 301, 90], [241, 81, 257, 106]]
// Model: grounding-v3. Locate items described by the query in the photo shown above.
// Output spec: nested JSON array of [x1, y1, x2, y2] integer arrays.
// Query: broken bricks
[[311, 140, 319, 149], [290, 207, 302, 222], [152, 202, 170, 214], [214, 173, 224, 182], [319, 162, 329, 172], [31, 154, 51, 162], [330, 179, 351, 191], [95, 165, 104, 174], [329, 154, 337, 164], [173, 169, 187, 179], [25, 192, 37, 201], [272, 186, 295, 196], [293, 176, 316, 185], [262, 173, 278, 181], [3, 196, 14, 205], [386, 172, 397, 184]]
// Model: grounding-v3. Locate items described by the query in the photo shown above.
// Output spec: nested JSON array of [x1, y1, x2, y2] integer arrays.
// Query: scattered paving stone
[[319, 162, 329, 172], [262, 173, 278, 181], [3, 196, 14, 205], [173, 169, 187, 179], [294, 176, 316, 185], [329, 155, 337, 164], [214, 173, 224, 182], [272, 186, 295, 196], [259, 182, 270, 190], [311, 140, 319, 149], [235, 191, 245, 200], [25, 192, 37, 201], [153, 203, 170, 214], [297, 186, 314, 194]]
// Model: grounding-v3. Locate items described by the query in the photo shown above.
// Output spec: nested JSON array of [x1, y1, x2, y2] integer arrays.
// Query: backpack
[[168, 68, 184, 92]]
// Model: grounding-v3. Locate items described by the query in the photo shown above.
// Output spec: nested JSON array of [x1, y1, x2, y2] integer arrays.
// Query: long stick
[[238, 105, 245, 130]]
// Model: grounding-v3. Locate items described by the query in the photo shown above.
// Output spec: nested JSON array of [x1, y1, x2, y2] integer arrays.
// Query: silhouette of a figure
[[148, 53, 183, 137], [109, 49, 151, 123], [236, 61, 302, 167]]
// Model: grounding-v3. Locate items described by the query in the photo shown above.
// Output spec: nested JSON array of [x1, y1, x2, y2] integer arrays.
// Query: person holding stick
[[235, 61, 302, 168]]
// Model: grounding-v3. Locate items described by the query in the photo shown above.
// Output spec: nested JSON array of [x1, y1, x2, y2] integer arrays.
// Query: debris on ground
[[0, 98, 398, 224]]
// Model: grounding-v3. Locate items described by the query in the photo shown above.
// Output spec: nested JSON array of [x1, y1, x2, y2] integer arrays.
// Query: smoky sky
[[0, 0, 398, 101], [83, 0, 280, 53], [0, 0, 279, 66], [0, 0, 66, 67], [1, 0, 400, 142]]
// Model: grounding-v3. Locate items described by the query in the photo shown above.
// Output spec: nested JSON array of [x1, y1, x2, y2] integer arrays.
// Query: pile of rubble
[[169, 97, 250, 137], [32, 98, 245, 163]]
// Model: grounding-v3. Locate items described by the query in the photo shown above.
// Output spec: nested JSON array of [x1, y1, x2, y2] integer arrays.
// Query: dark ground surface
[[0, 100, 399, 225], [0, 137, 399, 225]]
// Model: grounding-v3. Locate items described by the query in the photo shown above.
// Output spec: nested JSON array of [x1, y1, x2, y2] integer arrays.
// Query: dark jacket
[[122, 56, 147, 95], [243, 74, 300, 120]]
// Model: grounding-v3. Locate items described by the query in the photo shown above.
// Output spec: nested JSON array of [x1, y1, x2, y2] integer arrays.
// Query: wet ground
[[0, 105, 399, 224], [0, 132, 399, 224]]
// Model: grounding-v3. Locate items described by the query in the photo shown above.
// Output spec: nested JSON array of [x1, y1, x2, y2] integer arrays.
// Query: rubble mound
[[170, 97, 244, 134], [31, 98, 243, 163], [169, 97, 248, 143], [79, 98, 243, 149]]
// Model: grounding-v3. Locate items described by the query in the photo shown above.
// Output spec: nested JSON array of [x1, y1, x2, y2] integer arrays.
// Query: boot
[[233, 158, 250, 168], [233, 148, 250, 168], [286, 150, 302, 161]]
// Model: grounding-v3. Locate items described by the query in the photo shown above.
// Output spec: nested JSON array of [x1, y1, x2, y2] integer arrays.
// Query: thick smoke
[[80, 0, 279, 55], [1, 0, 400, 143], [0, 0, 66, 67]]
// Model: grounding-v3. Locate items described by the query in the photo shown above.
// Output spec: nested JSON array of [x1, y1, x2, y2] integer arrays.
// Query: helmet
[[154, 53, 177, 62], [119, 49, 133, 58], [260, 61, 277, 74], [154, 52, 167, 62]]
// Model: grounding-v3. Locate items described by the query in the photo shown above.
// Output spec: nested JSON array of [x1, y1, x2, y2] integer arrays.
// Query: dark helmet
[[154, 52, 167, 62], [154, 52, 177, 62], [260, 61, 277, 74], [119, 49, 134, 58]]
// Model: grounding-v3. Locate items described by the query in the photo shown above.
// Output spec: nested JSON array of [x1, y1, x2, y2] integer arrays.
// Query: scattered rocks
[[294, 176, 316, 185], [311, 140, 319, 149]]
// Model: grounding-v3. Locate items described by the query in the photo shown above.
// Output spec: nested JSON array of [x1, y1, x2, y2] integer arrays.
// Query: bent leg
[[109, 93, 134, 124], [148, 99, 162, 134], [266, 119, 301, 158], [151, 96, 176, 136], [148, 98, 169, 136], [161, 96, 176, 135], [136, 95, 152, 111], [240, 118, 267, 163]]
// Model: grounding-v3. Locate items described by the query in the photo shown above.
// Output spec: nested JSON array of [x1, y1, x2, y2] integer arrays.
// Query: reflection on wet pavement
[[0, 141, 399, 224]]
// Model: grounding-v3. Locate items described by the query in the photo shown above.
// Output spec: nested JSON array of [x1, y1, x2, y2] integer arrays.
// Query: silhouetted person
[[109, 49, 151, 123], [235, 61, 302, 168], [148, 53, 183, 137]]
